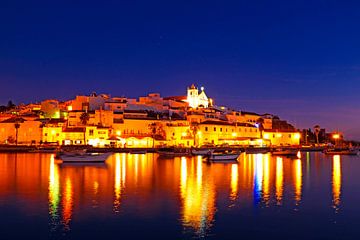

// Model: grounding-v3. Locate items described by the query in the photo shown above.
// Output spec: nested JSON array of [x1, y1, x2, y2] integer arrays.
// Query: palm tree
[[80, 112, 90, 145], [14, 121, 20, 146], [314, 125, 320, 144]]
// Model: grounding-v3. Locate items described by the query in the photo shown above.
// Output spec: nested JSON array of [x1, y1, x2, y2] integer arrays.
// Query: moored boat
[[60, 152, 112, 163], [130, 149, 147, 154], [272, 148, 299, 156], [157, 147, 190, 157], [191, 148, 213, 156], [324, 148, 359, 155], [205, 150, 241, 162]]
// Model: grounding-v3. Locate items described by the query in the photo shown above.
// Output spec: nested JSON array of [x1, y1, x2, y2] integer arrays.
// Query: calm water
[[0, 152, 360, 239]]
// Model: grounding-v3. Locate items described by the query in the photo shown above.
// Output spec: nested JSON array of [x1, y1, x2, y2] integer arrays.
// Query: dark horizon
[[1, 1, 359, 139]]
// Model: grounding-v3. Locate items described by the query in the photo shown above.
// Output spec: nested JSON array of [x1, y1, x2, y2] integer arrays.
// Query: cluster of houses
[[0, 84, 301, 148]]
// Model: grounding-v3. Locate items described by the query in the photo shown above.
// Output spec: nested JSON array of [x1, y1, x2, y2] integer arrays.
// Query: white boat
[[206, 151, 240, 162], [60, 152, 112, 163]]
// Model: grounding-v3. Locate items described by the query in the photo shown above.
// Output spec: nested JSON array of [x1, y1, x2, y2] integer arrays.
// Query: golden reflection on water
[[332, 155, 341, 211], [275, 157, 283, 205], [230, 163, 238, 201], [180, 156, 215, 237], [62, 177, 73, 231], [294, 159, 302, 204], [49, 154, 60, 218], [0, 152, 347, 238], [263, 154, 270, 205]]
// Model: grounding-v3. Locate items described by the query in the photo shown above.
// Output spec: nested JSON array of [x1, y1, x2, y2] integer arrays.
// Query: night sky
[[1, 1, 359, 139]]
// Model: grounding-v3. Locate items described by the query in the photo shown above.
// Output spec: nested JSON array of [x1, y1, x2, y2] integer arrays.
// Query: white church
[[186, 84, 211, 108]]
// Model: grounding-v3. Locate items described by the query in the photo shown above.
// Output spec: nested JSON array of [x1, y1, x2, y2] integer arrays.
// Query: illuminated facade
[[187, 84, 209, 109]]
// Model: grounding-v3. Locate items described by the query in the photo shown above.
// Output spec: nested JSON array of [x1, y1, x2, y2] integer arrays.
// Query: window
[[205, 127, 208, 131], [44, 133, 48, 136], [214, 127, 216, 132], [273, 134, 275, 138], [220, 128, 222, 132], [289, 134, 291, 138], [226, 128, 228, 132], [89, 129, 94, 136]]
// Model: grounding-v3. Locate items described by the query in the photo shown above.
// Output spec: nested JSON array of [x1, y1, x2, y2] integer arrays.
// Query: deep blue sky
[[1, 1, 359, 139]]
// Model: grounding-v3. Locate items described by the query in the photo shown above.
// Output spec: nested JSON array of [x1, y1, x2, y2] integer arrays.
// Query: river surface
[[0, 152, 360, 239]]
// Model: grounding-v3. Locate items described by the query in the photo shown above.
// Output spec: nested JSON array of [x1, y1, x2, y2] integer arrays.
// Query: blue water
[[0, 152, 359, 239]]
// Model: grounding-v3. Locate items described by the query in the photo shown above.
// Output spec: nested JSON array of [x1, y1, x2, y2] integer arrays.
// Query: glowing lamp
[[294, 133, 301, 139], [232, 132, 237, 137], [181, 132, 187, 137], [333, 134, 340, 139], [67, 106, 73, 111], [116, 131, 121, 136], [263, 133, 270, 139], [276, 133, 282, 138]]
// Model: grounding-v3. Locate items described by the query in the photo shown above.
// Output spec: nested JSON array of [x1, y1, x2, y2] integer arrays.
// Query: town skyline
[[0, 83, 356, 141]]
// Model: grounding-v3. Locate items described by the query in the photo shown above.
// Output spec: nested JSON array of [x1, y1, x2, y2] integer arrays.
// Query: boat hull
[[207, 153, 240, 162], [60, 152, 112, 163]]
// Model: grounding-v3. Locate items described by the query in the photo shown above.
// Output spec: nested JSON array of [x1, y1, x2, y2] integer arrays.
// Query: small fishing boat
[[60, 152, 112, 163], [245, 147, 269, 154], [157, 147, 190, 157], [271, 148, 299, 156], [205, 150, 240, 162], [324, 148, 359, 155], [129, 149, 147, 154], [191, 148, 213, 156]]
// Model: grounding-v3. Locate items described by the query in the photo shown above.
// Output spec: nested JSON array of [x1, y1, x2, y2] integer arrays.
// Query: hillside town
[[0, 84, 340, 149]]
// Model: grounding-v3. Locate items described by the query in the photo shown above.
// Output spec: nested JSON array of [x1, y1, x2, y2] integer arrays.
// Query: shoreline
[[0, 144, 326, 153]]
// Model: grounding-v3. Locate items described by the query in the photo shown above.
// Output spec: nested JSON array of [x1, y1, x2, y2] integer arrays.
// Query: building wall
[[197, 123, 260, 146], [263, 131, 301, 146], [0, 121, 42, 144]]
